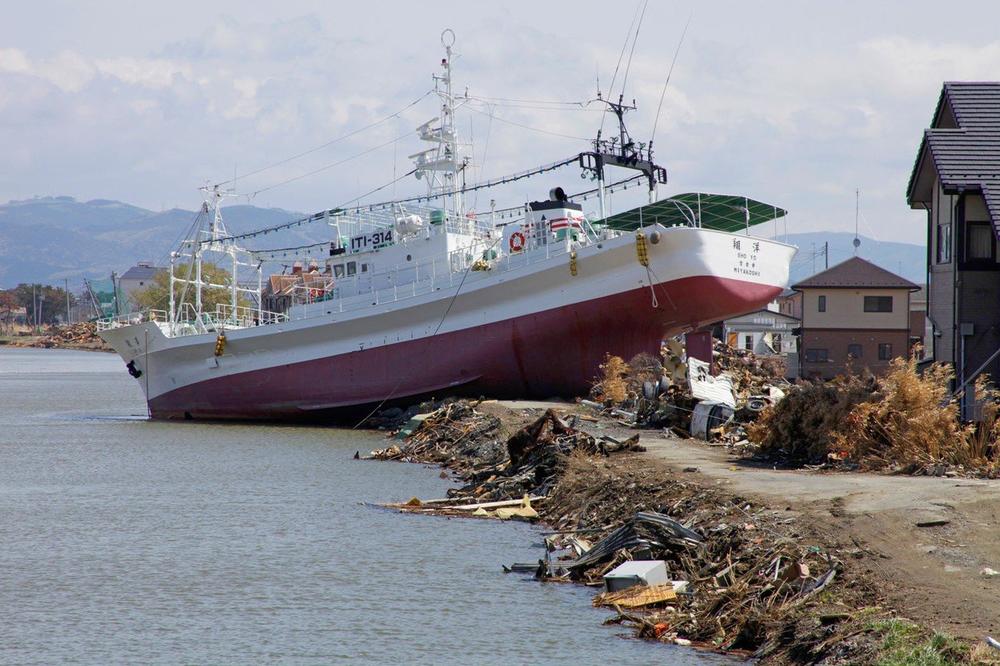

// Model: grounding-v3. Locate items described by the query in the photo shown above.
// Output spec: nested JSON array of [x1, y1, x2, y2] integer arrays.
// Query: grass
[[869, 618, 967, 666]]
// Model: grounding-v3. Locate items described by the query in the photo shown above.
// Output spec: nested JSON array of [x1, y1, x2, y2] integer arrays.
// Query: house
[[722, 308, 799, 375], [906, 81, 1000, 400], [118, 262, 166, 311], [792, 257, 919, 379], [776, 289, 802, 320], [909, 286, 930, 359]]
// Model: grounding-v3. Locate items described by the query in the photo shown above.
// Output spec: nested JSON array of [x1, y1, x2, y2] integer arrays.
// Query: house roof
[[907, 82, 1000, 226], [791, 256, 919, 290], [120, 264, 164, 280], [723, 308, 800, 324]]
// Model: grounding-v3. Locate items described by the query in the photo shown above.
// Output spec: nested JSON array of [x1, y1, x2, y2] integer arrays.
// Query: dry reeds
[[594, 354, 630, 404], [750, 355, 1000, 475]]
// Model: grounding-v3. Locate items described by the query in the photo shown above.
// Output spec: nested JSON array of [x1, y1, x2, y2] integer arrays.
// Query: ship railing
[[96, 309, 169, 331], [289, 235, 577, 319]]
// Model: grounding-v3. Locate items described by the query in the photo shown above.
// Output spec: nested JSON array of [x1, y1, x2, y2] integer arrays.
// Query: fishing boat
[[98, 31, 796, 421]]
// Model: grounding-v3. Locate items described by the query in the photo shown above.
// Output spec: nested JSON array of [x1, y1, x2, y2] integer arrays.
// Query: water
[[0, 348, 727, 665]]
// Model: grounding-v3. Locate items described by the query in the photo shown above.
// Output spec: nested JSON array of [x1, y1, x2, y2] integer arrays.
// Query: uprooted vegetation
[[750, 356, 1000, 476]]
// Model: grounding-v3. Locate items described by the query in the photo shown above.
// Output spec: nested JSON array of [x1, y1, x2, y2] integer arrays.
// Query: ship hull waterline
[[143, 275, 781, 421]]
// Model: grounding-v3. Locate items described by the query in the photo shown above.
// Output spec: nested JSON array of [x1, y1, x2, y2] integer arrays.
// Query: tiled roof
[[120, 264, 164, 280], [908, 82, 1000, 224], [791, 256, 919, 290]]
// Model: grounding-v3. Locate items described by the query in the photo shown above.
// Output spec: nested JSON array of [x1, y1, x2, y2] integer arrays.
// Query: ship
[[98, 31, 797, 421]]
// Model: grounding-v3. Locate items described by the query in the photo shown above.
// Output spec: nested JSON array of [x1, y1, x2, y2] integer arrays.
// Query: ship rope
[[350, 235, 505, 430]]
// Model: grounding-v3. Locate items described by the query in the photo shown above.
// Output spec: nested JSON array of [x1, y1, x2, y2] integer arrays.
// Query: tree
[[10, 283, 75, 327], [0, 290, 18, 333], [135, 261, 249, 315]]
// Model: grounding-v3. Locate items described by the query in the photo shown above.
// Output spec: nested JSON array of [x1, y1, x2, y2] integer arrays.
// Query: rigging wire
[[650, 12, 693, 151], [214, 157, 582, 245], [214, 89, 433, 188], [465, 102, 590, 141], [351, 235, 504, 430], [620, 0, 650, 98], [241, 175, 648, 258], [246, 132, 412, 198], [599, 1, 644, 137]]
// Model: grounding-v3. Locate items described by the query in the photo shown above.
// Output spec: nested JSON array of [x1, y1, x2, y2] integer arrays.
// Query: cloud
[[2, 4, 1000, 249]]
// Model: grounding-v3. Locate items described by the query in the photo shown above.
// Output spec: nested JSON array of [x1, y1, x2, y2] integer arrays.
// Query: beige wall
[[800, 288, 910, 330]]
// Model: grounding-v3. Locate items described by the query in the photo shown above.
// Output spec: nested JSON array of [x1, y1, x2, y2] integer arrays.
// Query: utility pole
[[824, 241, 829, 270], [65, 278, 70, 324]]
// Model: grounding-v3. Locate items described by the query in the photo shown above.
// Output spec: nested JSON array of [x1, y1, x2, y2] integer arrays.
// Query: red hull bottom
[[149, 276, 781, 421]]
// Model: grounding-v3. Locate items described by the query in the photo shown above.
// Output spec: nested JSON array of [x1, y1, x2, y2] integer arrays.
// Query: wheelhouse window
[[937, 223, 951, 263], [804, 348, 829, 363], [818, 295, 826, 312], [864, 296, 892, 313], [878, 343, 893, 360], [333, 265, 345, 278], [966, 221, 994, 260], [347, 261, 357, 276]]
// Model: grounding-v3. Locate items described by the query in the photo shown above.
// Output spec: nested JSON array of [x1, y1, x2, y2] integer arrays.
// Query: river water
[[0, 348, 727, 665]]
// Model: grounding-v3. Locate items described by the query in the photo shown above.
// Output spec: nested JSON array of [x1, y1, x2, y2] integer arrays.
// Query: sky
[[3, 1, 1000, 244]]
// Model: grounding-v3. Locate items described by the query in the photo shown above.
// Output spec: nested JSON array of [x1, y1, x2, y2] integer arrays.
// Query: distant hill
[[0, 197, 928, 290], [0, 197, 311, 288], [782, 232, 925, 286]]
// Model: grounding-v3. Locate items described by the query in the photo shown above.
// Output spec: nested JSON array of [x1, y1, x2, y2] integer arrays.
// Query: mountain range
[[0, 196, 927, 289]]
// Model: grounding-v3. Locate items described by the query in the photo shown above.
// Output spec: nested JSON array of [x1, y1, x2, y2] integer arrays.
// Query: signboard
[[349, 229, 393, 254]]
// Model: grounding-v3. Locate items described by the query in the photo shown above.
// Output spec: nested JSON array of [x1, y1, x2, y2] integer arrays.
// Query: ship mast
[[411, 29, 466, 219], [580, 94, 668, 217]]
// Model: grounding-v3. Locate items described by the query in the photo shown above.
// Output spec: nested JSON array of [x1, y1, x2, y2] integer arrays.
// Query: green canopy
[[602, 192, 787, 233]]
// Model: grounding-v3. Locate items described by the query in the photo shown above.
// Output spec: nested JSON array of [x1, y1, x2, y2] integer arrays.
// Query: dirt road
[[641, 432, 1000, 642]]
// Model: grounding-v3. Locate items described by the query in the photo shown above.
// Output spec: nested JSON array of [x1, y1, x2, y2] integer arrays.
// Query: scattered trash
[[915, 519, 950, 528], [593, 583, 677, 608], [982, 567, 1000, 577], [585, 339, 789, 447]]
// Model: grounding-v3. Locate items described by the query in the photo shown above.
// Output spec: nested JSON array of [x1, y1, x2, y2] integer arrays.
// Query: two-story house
[[907, 82, 1000, 400], [792, 257, 919, 379]]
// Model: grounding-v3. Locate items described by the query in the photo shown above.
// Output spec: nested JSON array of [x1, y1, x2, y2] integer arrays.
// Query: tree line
[[0, 284, 76, 330]]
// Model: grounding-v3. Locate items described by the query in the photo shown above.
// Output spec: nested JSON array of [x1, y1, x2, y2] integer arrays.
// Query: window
[[744, 335, 753, 351], [966, 221, 994, 260], [333, 265, 345, 278], [864, 296, 893, 313], [361, 263, 368, 273], [937, 223, 952, 263], [804, 348, 829, 363], [347, 261, 357, 276], [878, 343, 893, 360], [818, 295, 826, 312], [847, 343, 863, 359]]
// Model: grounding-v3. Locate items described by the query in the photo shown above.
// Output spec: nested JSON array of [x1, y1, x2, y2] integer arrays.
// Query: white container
[[603, 560, 669, 592]]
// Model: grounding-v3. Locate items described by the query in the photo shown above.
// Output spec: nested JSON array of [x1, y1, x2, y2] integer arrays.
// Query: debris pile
[[372, 401, 888, 662], [534, 454, 857, 659], [8, 322, 109, 351], [377, 404, 642, 515], [588, 339, 789, 446]]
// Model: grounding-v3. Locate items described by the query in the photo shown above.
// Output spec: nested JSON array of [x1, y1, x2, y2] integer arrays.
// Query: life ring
[[509, 231, 526, 253]]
